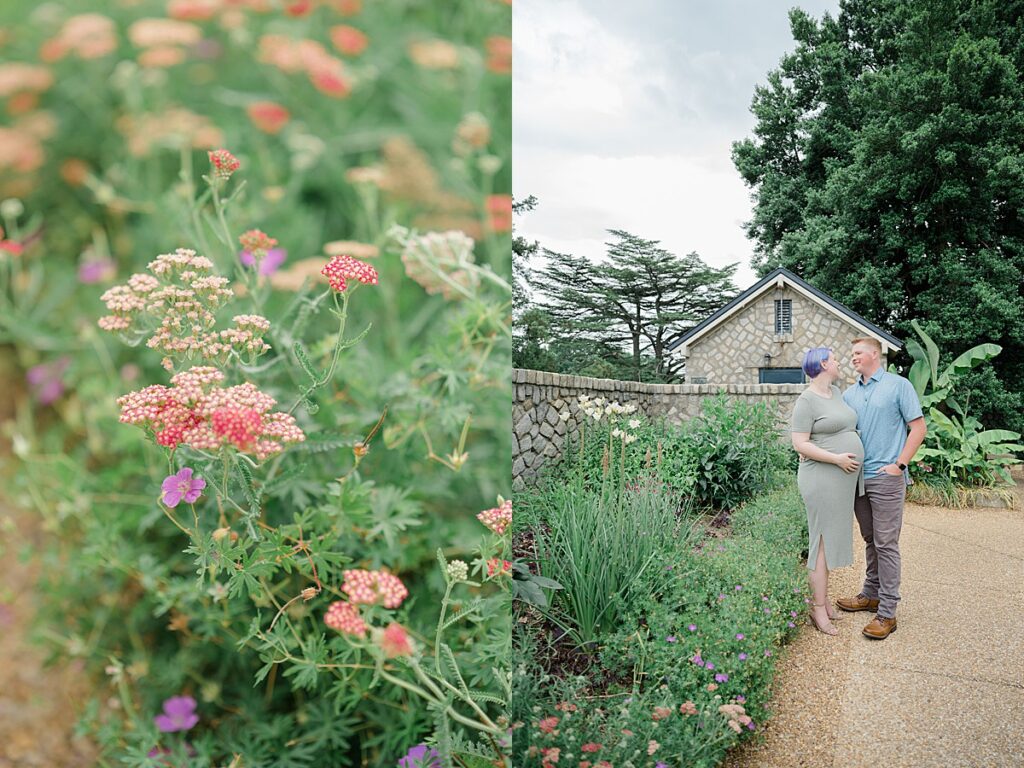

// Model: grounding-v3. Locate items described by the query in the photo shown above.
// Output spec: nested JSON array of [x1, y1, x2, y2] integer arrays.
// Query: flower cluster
[[258, 34, 352, 97], [321, 253, 379, 292], [574, 394, 641, 443], [395, 227, 481, 300], [324, 570, 411, 657], [117, 366, 305, 459], [476, 498, 511, 535], [341, 568, 408, 608], [98, 248, 271, 366], [208, 148, 240, 180]]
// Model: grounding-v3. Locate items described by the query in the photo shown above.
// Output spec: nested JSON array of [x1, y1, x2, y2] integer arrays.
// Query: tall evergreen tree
[[733, 0, 1024, 431], [537, 230, 737, 380]]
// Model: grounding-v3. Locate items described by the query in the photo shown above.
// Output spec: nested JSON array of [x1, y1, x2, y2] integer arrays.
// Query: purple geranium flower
[[26, 357, 71, 405], [665, 635, 677, 643], [715, 673, 728, 683], [688, 624, 697, 632], [738, 653, 748, 661], [153, 696, 199, 733], [398, 743, 441, 768], [691, 653, 704, 667], [78, 258, 116, 284], [161, 468, 206, 508], [239, 247, 287, 276], [787, 621, 796, 628], [736, 695, 746, 703], [706, 662, 715, 671], [736, 633, 745, 640]]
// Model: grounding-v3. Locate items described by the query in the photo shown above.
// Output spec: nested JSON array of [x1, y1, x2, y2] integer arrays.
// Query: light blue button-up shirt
[[842, 368, 924, 482]]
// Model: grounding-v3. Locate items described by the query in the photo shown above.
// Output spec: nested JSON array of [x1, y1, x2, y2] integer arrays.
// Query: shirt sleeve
[[790, 395, 814, 433], [898, 378, 924, 423]]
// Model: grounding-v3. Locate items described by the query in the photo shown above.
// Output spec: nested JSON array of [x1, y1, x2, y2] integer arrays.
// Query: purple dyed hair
[[802, 347, 831, 379]]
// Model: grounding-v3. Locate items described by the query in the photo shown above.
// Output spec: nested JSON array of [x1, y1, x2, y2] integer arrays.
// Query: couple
[[790, 338, 927, 640]]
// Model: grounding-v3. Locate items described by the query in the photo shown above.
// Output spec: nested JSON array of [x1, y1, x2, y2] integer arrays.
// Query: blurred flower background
[[0, 0, 511, 765]]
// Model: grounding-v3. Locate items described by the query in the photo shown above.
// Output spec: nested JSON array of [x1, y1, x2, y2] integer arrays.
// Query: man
[[836, 337, 927, 639]]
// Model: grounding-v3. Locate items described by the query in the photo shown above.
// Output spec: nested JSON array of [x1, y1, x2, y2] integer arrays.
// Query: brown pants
[[854, 473, 907, 619]]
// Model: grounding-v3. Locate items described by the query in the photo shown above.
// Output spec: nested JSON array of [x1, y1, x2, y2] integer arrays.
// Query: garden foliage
[[514, 399, 810, 768], [0, 1, 511, 766]]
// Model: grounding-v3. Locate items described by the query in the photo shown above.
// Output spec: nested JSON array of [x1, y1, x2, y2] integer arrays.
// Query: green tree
[[733, 0, 1024, 432], [537, 230, 737, 381]]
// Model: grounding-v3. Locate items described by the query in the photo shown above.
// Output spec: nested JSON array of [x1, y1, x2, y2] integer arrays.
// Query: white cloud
[[514, 0, 843, 292]]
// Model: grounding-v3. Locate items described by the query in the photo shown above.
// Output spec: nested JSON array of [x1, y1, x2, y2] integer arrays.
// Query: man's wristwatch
[[897, 462, 907, 471]]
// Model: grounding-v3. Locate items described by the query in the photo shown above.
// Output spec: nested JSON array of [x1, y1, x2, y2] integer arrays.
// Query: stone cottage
[[668, 267, 902, 387]]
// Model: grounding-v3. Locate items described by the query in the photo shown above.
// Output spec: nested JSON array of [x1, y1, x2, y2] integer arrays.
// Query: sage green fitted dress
[[790, 385, 864, 570]]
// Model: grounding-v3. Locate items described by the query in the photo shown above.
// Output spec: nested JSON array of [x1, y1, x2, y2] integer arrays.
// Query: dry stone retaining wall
[[513, 368, 806, 489]]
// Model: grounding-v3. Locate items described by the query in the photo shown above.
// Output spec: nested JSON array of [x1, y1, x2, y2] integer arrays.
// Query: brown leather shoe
[[862, 615, 897, 639], [836, 594, 880, 612]]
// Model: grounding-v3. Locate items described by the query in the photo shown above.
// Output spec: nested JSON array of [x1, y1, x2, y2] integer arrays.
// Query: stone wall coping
[[512, 368, 807, 395]]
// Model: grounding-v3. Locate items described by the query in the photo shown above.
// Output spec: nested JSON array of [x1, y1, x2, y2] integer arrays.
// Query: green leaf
[[294, 342, 321, 384], [937, 343, 1002, 388], [910, 320, 940, 386]]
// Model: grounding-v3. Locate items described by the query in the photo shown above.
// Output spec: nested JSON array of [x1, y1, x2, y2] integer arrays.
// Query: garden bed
[[512, 394, 812, 768]]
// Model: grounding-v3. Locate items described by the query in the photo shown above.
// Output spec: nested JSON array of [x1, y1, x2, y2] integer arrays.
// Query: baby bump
[[814, 430, 864, 460]]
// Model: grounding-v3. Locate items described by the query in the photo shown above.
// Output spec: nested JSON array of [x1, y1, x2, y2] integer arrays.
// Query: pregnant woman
[[790, 347, 864, 635]]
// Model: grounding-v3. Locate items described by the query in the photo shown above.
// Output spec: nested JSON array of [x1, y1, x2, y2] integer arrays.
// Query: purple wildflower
[[764, 650, 772, 657], [739, 653, 748, 661], [747, 721, 756, 731], [764, 607, 772, 614], [26, 357, 70, 405], [736, 695, 746, 703], [735, 585, 743, 591], [715, 673, 728, 683], [240, 247, 287, 276], [688, 624, 697, 632], [656, 763, 668, 768], [787, 621, 796, 628], [398, 744, 441, 768], [78, 258, 116, 284], [161, 468, 206, 508], [691, 653, 704, 667], [736, 633, 745, 640], [790, 611, 798, 618], [666, 635, 677, 643], [153, 696, 199, 733], [706, 662, 715, 671], [718, 593, 726, 601]]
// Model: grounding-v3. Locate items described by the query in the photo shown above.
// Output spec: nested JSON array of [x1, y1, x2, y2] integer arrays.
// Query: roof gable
[[667, 267, 903, 356]]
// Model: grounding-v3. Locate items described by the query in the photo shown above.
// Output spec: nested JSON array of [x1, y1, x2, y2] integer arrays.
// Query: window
[[759, 367, 804, 384], [774, 299, 792, 335]]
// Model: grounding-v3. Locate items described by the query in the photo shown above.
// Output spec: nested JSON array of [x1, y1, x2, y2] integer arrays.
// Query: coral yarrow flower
[[246, 100, 290, 134], [324, 601, 367, 636], [238, 229, 277, 253], [341, 569, 407, 608], [477, 498, 512, 535], [378, 622, 413, 658], [486, 194, 513, 232], [211, 406, 263, 450], [321, 254, 378, 292], [208, 148, 240, 180]]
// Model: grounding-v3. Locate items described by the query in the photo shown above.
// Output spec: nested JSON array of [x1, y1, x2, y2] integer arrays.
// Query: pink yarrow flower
[[208, 148, 240, 180], [476, 498, 512, 535], [378, 622, 413, 658], [161, 467, 206, 507], [321, 254, 378, 292], [324, 601, 367, 636], [153, 695, 199, 733], [341, 569, 408, 608]]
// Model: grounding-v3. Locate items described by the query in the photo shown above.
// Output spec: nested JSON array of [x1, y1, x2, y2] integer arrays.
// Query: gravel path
[[725, 480, 1024, 768], [0, 500, 97, 768]]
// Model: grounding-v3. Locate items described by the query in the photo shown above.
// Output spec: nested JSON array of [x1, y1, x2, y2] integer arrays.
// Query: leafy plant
[[904, 320, 1024, 487]]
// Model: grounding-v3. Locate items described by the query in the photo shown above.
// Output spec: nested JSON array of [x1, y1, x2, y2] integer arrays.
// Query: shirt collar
[[858, 367, 884, 386]]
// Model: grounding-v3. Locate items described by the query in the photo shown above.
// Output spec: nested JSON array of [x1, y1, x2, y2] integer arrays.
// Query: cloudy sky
[[513, 0, 842, 289]]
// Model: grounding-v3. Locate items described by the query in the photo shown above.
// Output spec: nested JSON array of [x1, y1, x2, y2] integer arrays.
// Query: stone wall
[[684, 285, 872, 387], [513, 368, 805, 489]]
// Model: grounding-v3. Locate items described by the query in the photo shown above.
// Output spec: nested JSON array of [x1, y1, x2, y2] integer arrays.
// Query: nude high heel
[[809, 601, 839, 636]]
